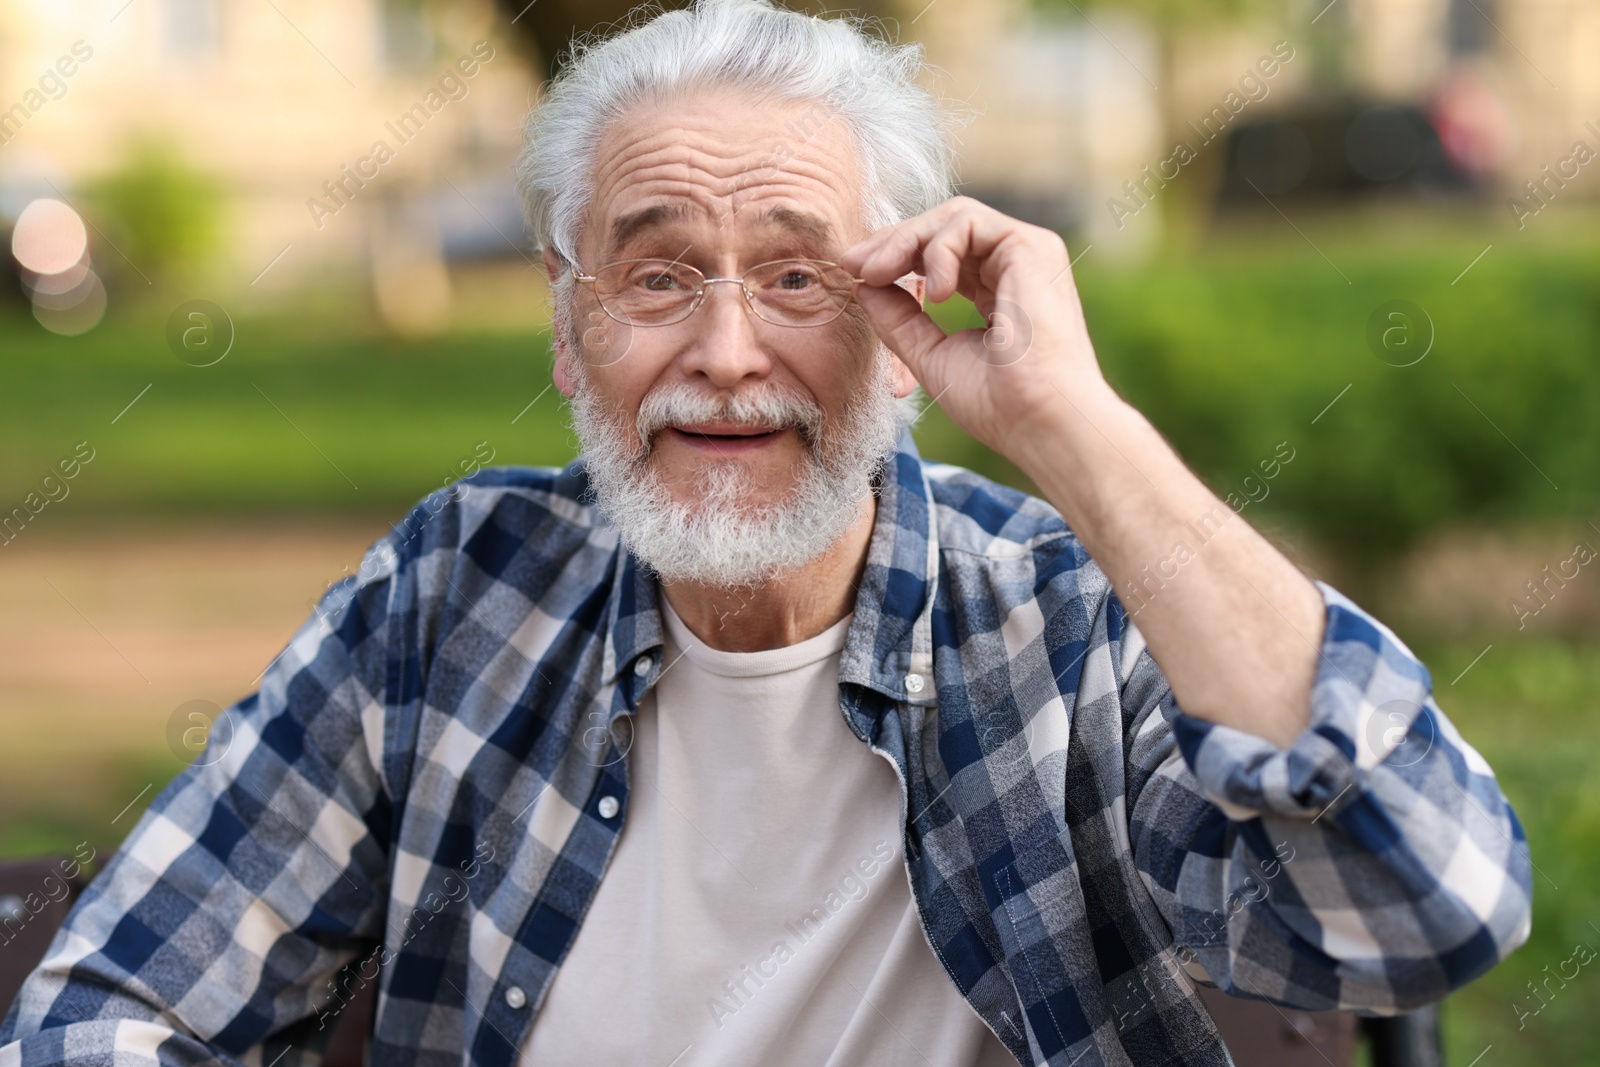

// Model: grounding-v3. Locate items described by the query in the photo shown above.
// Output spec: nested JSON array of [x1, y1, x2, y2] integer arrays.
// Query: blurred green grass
[[0, 311, 572, 516], [1415, 636, 1600, 1065]]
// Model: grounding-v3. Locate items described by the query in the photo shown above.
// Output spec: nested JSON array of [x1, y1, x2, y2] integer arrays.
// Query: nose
[[676, 277, 773, 389]]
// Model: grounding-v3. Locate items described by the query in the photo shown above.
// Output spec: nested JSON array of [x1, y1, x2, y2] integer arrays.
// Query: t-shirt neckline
[[658, 592, 853, 678]]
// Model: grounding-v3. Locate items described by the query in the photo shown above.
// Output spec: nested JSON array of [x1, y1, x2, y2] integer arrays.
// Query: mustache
[[634, 381, 828, 453]]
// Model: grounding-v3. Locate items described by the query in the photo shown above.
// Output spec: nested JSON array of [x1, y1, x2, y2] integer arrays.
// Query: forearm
[[1012, 379, 1323, 747], [1125, 583, 1533, 1012], [0, 966, 247, 1067]]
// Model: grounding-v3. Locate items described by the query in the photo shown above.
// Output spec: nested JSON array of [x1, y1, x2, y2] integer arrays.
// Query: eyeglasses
[[571, 257, 864, 328]]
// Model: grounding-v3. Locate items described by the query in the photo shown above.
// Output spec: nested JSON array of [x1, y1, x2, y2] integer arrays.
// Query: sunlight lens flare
[[11, 198, 88, 276]]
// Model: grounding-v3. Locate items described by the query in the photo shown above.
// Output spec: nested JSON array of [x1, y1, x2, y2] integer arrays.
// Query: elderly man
[[0, 1, 1530, 1065]]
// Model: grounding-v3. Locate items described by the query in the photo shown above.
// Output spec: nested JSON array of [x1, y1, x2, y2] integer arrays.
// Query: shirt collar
[[592, 424, 940, 706]]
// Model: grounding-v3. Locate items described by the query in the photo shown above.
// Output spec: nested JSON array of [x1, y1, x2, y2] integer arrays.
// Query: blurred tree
[[488, 0, 897, 80], [1041, 0, 1274, 21], [82, 137, 223, 292]]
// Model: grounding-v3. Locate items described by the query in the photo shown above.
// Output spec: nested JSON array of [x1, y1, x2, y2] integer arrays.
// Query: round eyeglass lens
[[745, 259, 855, 326], [594, 259, 703, 325]]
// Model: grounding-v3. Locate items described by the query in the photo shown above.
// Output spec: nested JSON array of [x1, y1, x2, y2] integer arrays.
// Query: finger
[[851, 282, 948, 379], [920, 215, 998, 304], [917, 219, 1032, 311], [838, 202, 950, 273], [869, 207, 1013, 303], [840, 222, 928, 284], [858, 211, 974, 288], [839, 198, 971, 279]]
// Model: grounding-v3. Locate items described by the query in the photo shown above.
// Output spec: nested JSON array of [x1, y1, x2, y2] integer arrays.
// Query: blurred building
[[1346, 0, 1595, 144], [1160, 0, 1599, 226], [1, 0, 1594, 328], [918, 0, 1600, 246], [1347, 0, 1600, 198], [0, 0, 535, 332], [910, 0, 1163, 247]]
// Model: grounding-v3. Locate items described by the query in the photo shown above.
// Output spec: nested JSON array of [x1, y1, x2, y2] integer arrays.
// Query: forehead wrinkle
[[611, 143, 781, 191], [591, 128, 779, 208], [598, 173, 853, 260], [585, 102, 864, 262], [589, 159, 753, 258], [599, 149, 844, 218], [606, 196, 849, 268]]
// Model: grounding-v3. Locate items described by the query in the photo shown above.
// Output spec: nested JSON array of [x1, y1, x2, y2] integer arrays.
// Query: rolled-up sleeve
[[0, 537, 399, 1067], [1125, 579, 1533, 1014]]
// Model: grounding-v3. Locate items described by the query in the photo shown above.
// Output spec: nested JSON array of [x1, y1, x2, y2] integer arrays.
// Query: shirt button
[[633, 656, 652, 677], [597, 795, 620, 819], [905, 672, 925, 695], [504, 985, 526, 1010]]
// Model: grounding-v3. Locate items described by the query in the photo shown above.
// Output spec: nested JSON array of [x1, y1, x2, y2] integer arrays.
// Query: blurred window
[[163, 0, 221, 60], [1447, 0, 1494, 55], [381, 0, 435, 70]]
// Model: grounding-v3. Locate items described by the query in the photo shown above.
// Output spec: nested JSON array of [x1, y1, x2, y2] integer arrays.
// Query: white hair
[[516, 0, 968, 429]]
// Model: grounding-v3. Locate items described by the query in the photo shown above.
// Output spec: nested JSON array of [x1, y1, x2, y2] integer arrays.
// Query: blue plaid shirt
[[0, 427, 1531, 1067]]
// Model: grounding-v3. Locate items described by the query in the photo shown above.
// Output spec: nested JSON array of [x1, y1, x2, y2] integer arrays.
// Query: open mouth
[[663, 425, 789, 450], [684, 429, 777, 440]]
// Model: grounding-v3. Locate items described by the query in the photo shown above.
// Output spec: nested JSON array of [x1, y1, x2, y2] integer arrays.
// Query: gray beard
[[565, 345, 904, 590]]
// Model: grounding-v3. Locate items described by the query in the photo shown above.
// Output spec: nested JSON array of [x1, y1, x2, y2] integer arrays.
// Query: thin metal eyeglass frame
[[570, 257, 866, 328]]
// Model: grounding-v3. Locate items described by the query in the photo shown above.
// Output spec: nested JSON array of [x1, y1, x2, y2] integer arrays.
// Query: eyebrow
[[603, 202, 838, 260], [606, 202, 694, 258], [748, 205, 836, 253]]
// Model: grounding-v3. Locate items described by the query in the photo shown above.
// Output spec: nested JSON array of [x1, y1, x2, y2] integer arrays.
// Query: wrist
[[1009, 374, 1130, 488]]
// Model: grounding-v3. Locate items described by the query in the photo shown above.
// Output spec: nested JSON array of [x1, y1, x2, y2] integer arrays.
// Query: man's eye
[[638, 271, 681, 291], [777, 270, 814, 290]]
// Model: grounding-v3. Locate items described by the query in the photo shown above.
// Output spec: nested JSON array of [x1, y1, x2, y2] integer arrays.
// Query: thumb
[[852, 282, 948, 379]]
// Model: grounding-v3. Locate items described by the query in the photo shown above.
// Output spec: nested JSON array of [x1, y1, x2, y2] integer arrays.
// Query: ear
[[888, 353, 919, 399], [553, 349, 577, 398], [542, 248, 577, 398]]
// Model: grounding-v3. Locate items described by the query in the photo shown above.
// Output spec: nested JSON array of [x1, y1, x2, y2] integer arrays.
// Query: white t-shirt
[[521, 593, 1018, 1066]]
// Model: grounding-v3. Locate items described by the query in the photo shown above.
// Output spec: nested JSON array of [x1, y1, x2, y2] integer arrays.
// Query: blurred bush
[[82, 137, 224, 289], [933, 230, 1600, 573], [1, 226, 1596, 577], [1088, 241, 1600, 562]]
